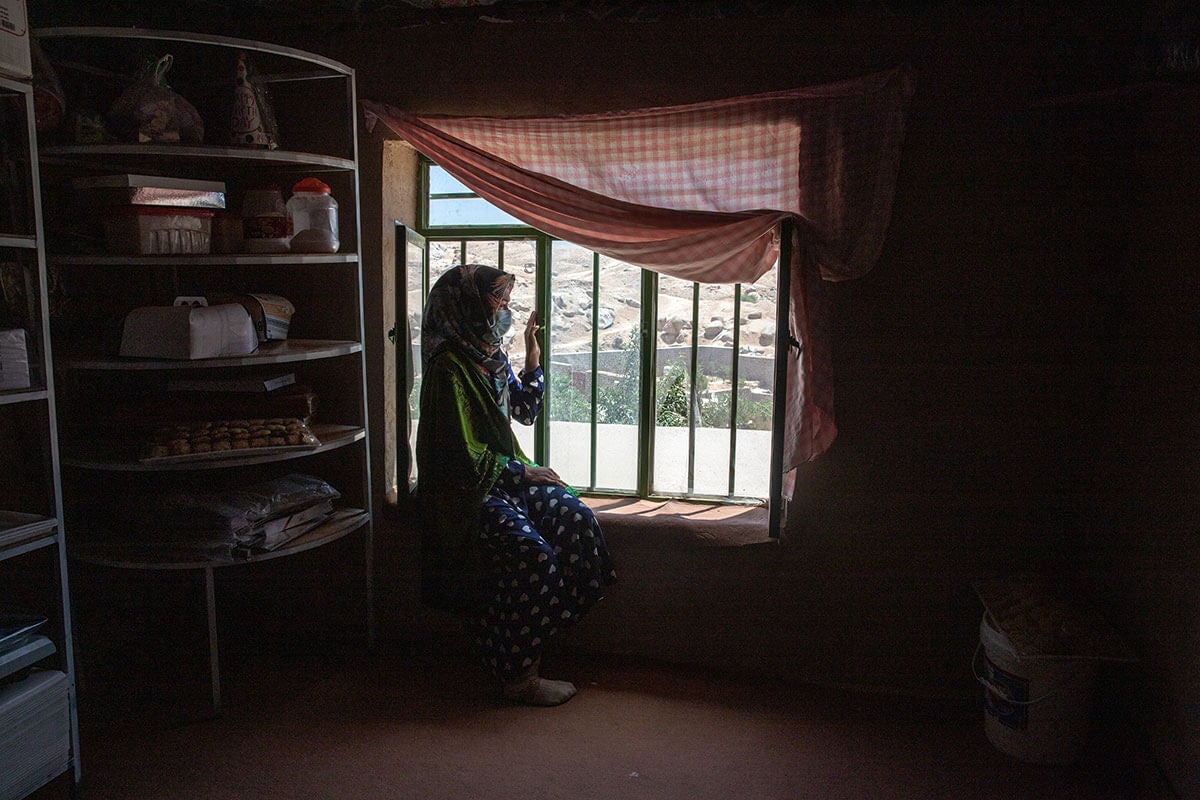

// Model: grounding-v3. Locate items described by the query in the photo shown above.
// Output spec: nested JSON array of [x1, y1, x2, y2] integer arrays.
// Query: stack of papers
[[0, 670, 70, 799]]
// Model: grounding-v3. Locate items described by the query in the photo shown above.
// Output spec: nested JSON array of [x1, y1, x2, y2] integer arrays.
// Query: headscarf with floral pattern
[[421, 264, 515, 399]]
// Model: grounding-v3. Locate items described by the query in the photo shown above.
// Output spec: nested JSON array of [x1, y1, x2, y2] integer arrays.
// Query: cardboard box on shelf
[[0, 0, 30, 80], [118, 304, 258, 360], [102, 205, 214, 255]]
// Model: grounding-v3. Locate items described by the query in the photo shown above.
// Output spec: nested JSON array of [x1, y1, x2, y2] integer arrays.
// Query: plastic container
[[975, 613, 1099, 765], [103, 205, 213, 255], [241, 187, 289, 253], [211, 210, 244, 254], [286, 177, 338, 253]]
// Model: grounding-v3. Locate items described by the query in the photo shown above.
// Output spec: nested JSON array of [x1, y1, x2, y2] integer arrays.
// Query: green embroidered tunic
[[416, 342, 532, 609]]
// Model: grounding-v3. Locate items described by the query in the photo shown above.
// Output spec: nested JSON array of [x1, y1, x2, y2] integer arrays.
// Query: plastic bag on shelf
[[30, 40, 64, 134], [85, 473, 341, 555], [108, 54, 204, 144]]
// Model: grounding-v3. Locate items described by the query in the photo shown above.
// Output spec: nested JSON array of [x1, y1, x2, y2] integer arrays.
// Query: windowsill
[[584, 496, 771, 548], [384, 492, 772, 548]]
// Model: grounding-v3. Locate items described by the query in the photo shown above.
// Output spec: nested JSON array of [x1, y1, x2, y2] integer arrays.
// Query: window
[[402, 162, 778, 502]]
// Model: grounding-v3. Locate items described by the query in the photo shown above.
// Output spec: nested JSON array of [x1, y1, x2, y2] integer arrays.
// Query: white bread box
[[119, 304, 258, 360]]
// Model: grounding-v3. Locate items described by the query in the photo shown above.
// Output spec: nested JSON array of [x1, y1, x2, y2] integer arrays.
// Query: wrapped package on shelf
[[81, 473, 340, 557], [210, 293, 294, 343], [119, 303, 258, 360], [0, 328, 30, 390]]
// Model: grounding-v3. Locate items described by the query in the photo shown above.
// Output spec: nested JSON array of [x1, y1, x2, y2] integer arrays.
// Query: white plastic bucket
[[974, 613, 1099, 764]]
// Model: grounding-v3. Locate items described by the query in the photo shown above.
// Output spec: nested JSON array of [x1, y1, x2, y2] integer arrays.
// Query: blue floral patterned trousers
[[474, 475, 616, 680]]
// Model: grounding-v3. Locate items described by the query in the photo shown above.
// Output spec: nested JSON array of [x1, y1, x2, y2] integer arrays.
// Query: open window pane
[[404, 232, 426, 491]]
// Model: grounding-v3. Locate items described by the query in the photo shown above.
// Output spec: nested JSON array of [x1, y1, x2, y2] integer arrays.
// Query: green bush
[[548, 372, 592, 422]]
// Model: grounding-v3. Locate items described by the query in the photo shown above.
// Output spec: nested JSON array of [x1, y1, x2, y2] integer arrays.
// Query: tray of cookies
[[140, 417, 320, 464]]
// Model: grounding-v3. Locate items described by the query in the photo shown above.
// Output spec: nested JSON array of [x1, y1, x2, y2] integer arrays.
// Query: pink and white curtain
[[363, 66, 913, 495]]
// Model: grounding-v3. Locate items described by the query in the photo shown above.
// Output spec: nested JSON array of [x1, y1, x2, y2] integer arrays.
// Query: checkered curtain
[[362, 66, 912, 483]]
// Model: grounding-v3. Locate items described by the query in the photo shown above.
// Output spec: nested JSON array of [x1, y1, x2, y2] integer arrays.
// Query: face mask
[[490, 308, 513, 342]]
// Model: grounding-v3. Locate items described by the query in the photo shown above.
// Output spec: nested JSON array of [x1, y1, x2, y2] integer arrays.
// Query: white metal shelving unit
[[32, 27, 374, 716], [0, 61, 81, 797]]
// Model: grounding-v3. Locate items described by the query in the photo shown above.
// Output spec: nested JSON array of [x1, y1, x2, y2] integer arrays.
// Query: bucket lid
[[292, 177, 331, 194]]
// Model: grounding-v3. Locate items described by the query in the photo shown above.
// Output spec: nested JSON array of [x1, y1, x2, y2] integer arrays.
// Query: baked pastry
[[142, 417, 319, 461]]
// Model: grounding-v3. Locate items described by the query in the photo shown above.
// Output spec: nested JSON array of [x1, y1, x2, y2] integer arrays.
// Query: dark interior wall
[[318, 4, 1199, 789], [26, 1, 1197, 792], [1078, 82, 1200, 797]]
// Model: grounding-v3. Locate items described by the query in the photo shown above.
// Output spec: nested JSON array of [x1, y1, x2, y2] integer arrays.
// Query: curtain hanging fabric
[[362, 66, 912, 488]]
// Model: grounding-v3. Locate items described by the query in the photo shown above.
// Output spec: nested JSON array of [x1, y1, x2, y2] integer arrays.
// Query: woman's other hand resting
[[523, 464, 564, 487]]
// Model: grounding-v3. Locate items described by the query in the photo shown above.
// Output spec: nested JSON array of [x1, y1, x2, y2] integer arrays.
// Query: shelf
[[40, 144, 355, 173], [32, 26, 373, 719], [70, 507, 369, 570], [62, 339, 361, 371], [33, 27, 354, 76], [0, 388, 48, 406], [63, 423, 363, 471], [0, 513, 59, 560], [0, 234, 37, 249], [0, 27, 80, 795], [48, 253, 359, 267], [0, 636, 57, 683]]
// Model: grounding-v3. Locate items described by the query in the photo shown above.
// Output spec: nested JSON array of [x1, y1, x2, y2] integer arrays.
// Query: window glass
[[593, 254, 641, 493], [428, 166, 524, 227], [464, 239, 498, 267], [652, 273, 696, 496], [503, 239, 537, 379], [416, 159, 775, 502], [691, 282, 736, 496], [428, 241, 461, 286], [732, 264, 777, 498], [547, 240, 594, 489]]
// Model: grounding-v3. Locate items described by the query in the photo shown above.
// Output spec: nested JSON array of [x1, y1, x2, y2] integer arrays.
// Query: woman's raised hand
[[523, 310, 541, 374]]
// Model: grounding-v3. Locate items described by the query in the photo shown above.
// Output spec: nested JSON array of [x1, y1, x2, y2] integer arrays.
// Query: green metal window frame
[[413, 158, 786, 518]]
